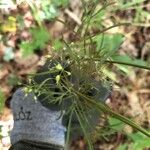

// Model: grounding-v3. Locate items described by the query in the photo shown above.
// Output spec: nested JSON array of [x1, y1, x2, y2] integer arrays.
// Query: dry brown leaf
[[127, 91, 145, 124], [0, 43, 5, 58], [0, 68, 9, 80]]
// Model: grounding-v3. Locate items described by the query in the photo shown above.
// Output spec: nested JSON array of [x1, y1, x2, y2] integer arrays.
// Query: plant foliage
[[24, 3, 150, 150], [20, 27, 50, 57], [1, 0, 150, 149]]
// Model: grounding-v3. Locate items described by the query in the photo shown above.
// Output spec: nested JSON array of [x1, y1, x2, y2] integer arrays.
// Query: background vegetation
[[0, 0, 150, 149]]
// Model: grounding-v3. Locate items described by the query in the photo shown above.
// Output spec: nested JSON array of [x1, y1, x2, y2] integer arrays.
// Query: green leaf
[[20, 27, 50, 57], [94, 34, 124, 53], [129, 132, 150, 150], [40, 4, 58, 20], [109, 117, 124, 131], [117, 144, 128, 150], [129, 131, 150, 141], [53, 39, 63, 51], [30, 27, 50, 49], [77, 92, 150, 137], [114, 64, 130, 75], [20, 41, 34, 57], [52, 0, 69, 7], [110, 55, 150, 70], [116, 132, 150, 150], [0, 90, 5, 113], [17, 15, 25, 29], [7, 74, 21, 86], [131, 142, 150, 150]]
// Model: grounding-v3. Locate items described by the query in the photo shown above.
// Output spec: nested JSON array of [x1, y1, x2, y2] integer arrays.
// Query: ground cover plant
[[23, 0, 150, 149], [0, 0, 150, 149]]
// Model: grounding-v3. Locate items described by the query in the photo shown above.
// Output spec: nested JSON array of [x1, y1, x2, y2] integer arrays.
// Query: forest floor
[[0, 0, 150, 150]]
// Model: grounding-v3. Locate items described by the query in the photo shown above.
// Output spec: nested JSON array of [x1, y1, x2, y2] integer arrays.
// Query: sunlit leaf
[[20, 41, 34, 57], [109, 117, 124, 131], [94, 34, 124, 53]]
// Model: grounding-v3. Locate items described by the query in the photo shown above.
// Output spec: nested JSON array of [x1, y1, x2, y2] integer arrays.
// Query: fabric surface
[[9, 140, 64, 150], [10, 88, 66, 147]]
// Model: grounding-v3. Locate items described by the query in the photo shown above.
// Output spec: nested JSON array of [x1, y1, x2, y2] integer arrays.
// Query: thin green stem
[[82, 58, 150, 70], [65, 106, 74, 150], [75, 107, 94, 150], [85, 23, 130, 40], [106, 60, 150, 70], [76, 91, 150, 137]]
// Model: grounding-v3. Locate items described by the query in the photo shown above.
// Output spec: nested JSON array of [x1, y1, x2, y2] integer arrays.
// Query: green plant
[[18, 0, 70, 57], [20, 27, 50, 57], [1, 0, 149, 149], [113, 0, 150, 26], [26, 0, 69, 25], [7, 73, 21, 86], [117, 131, 150, 150], [23, 1, 150, 149]]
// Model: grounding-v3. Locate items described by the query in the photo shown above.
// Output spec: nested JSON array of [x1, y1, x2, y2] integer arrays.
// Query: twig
[[65, 8, 82, 25]]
